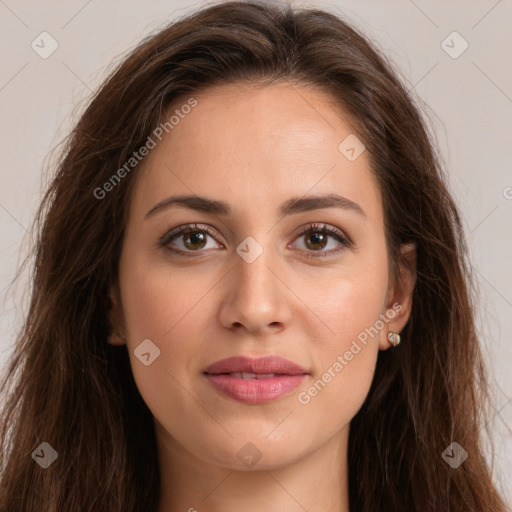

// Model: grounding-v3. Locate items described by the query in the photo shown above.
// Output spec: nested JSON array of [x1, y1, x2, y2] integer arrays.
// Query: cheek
[[303, 258, 389, 353], [117, 248, 209, 394], [296, 349, 378, 448], [119, 243, 211, 342], [293, 260, 387, 425], [294, 290, 382, 440]]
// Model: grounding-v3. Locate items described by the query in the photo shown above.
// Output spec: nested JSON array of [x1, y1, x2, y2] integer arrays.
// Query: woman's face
[[110, 81, 414, 470]]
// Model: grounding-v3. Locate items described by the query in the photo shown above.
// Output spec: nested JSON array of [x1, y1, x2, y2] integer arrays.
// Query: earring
[[387, 331, 401, 347], [108, 331, 126, 345]]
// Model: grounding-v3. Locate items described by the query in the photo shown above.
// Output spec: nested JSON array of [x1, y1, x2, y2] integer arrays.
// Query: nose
[[218, 241, 293, 336]]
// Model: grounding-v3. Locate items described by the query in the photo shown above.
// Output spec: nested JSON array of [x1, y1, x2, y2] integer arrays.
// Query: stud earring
[[387, 331, 401, 347], [108, 331, 126, 345]]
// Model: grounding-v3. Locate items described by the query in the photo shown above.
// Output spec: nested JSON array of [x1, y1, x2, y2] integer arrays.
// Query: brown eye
[[159, 223, 222, 256], [180, 230, 208, 250], [303, 232, 329, 251], [292, 223, 352, 259]]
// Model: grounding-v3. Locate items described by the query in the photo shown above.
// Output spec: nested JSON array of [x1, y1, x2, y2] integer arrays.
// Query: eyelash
[[158, 222, 352, 259]]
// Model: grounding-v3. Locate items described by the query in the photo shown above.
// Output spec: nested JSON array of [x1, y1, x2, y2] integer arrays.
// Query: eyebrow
[[144, 193, 366, 219]]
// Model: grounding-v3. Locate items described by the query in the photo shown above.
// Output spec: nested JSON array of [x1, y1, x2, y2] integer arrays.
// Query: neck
[[155, 422, 351, 512]]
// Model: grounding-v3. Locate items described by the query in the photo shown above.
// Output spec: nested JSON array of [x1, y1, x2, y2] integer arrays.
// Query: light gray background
[[1, 0, 511, 506]]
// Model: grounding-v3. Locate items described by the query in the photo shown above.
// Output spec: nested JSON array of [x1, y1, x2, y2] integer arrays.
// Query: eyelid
[[158, 223, 223, 248], [159, 222, 352, 258], [290, 223, 352, 259], [293, 222, 350, 243]]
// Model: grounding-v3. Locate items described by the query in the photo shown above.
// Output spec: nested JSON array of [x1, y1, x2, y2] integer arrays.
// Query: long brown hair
[[0, 1, 507, 510]]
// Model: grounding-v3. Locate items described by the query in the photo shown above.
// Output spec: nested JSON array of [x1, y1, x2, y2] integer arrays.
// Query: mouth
[[204, 356, 309, 404], [217, 372, 284, 379]]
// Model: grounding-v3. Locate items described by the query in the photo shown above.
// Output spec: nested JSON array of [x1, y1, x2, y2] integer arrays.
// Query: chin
[[196, 435, 310, 471]]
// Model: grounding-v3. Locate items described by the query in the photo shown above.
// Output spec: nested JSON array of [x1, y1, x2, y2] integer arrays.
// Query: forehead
[[130, 81, 382, 222]]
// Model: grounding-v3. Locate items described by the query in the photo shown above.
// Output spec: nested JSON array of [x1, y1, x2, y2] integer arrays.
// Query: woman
[[0, 1, 507, 510]]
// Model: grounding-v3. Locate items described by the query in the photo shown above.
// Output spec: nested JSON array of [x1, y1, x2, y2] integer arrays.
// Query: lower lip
[[205, 373, 307, 404]]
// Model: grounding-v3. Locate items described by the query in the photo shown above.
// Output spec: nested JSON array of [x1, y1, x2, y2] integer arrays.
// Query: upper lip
[[204, 356, 308, 375]]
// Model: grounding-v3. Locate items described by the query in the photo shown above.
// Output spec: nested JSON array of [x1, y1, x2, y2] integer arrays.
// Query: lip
[[205, 355, 308, 375], [204, 356, 309, 404]]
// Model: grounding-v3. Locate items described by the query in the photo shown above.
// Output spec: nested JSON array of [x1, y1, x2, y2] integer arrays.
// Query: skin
[[108, 81, 416, 512]]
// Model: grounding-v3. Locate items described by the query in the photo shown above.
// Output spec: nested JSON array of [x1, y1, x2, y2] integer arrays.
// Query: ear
[[107, 284, 126, 346], [379, 242, 417, 350]]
